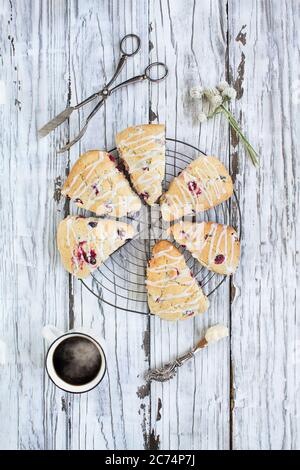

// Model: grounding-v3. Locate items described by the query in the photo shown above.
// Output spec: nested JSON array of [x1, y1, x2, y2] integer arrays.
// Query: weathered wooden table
[[0, 0, 299, 450]]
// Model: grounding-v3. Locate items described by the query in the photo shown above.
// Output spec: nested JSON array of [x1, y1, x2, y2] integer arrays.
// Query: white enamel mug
[[42, 325, 107, 394]]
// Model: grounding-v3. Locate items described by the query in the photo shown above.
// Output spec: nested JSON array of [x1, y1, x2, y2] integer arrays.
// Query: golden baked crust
[[146, 240, 209, 321], [160, 155, 233, 221], [57, 216, 135, 279], [171, 221, 240, 275], [116, 124, 165, 206], [61, 150, 141, 217]]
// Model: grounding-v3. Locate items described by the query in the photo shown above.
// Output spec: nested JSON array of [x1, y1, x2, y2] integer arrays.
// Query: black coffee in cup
[[52, 336, 102, 386]]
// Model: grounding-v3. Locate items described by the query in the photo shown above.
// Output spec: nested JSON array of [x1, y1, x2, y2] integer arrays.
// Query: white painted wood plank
[[65, 0, 150, 450], [229, 0, 300, 450], [2, 0, 298, 451], [0, 0, 70, 449], [148, 0, 231, 450]]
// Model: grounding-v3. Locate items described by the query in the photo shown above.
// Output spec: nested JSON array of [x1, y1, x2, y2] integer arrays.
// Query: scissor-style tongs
[[39, 34, 168, 153]]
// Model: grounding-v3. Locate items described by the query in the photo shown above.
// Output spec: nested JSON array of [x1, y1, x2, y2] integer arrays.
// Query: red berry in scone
[[116, 124, 165, 206], [62, 150, 141, 217], [171, 221, 240, 275], [160, 155, 233, 221], [57, 216, 135, 279]]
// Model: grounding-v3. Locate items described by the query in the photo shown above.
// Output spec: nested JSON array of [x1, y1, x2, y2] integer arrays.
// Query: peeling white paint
[[0, 80, 6, 104]]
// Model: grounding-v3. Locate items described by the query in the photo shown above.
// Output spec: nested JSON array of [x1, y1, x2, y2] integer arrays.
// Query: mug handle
[[42, 325, 63, 345]]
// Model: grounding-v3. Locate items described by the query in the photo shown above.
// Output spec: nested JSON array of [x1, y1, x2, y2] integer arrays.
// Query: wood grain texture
[[228, 0, 300, 450], [148, 0, 231, 450], [0, 0, 70, 449], [66, 0, 150, 450], [0, 0, 299, 450]]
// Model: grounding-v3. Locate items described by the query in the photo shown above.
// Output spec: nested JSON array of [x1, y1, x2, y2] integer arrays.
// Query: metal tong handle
[[109, 74, 146, 93], [58, 75, 146, 153], [57, 98, 105, 153], [73, 90, 102, 111], [57, 51, 132, 152], [73, 52, 129, 112], [105, 54, 128, 89], [39, 34, 143, 141], [75, 32, 140, 102]]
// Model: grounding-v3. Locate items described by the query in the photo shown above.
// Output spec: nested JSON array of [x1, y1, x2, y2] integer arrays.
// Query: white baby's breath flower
[[187, 80, 259, 166], [210, 94, 223, 110], [222, 86, 237, 100], [190, 86, 203, 99], [217, 80, 229, 92], [198, 111, 207, 123], [203, 87, 220, 101]]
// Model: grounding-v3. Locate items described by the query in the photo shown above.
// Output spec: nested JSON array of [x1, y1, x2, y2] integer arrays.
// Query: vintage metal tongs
[[38, 34, 168, 153], [145, 324, 229, 382]]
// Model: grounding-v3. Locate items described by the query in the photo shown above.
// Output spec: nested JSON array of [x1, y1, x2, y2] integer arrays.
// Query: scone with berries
[[57, 216, 135, 279], [160, 155, 233, 221], [116, 124, 165, 206], [62, 150, 141, 217], [171, 221, 240, 275], [146, 240, 209, 320]]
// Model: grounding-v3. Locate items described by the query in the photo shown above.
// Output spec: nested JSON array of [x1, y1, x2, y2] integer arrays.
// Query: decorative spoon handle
[[145, 339, 208, 382], [145, 324, 229, 383]]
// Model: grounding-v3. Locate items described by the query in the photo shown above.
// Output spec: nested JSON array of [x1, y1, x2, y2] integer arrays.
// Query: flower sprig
[[190, 81, 259, 167]]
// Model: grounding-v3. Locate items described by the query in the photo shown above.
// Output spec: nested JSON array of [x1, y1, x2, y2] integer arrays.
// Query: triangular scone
[[146, 240, 209, 321], [61, 150, 141, 217], [160, 155, 233, 221], [57, 216, 135, 279], [171, 221, 240, 275], [116, 124, 165, 206]]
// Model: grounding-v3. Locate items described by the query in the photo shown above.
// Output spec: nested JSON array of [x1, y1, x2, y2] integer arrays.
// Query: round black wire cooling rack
[[81, 138, 242, 314]]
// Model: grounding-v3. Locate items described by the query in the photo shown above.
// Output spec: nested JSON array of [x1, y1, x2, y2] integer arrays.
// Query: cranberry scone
[[61, 150, 141, 217], [171, 221, 240, 275], [115, 124, 165, 206], [57, 216, 135, 279], [146, 240, 209, 321], [160, 155, 233, 221]]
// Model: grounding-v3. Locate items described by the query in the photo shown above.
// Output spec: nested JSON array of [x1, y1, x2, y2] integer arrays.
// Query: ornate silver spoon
[[145, 324, 229, 382]]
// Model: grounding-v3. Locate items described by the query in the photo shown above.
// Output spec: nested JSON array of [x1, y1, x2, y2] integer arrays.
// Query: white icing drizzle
[[135, 161, 163, 186], [117, 130, 164, 151], [201, 157, 227, 197], [174, 222, 239, 275], [162, 156, 230, 218], [117, 127, 165, 202], [66, 217, 75, 247], [147, 245, 207, 317], [63, 218, 132, 276], [207, 223, 221, 266], [84, 179, 128, 208], [63, 153, 140, 214], [63, 154, 105, 194], [68, 168, 116, 199], [228, 229, 236, 273], [145, 277, 195, 288], [182, 169, 214, 207]]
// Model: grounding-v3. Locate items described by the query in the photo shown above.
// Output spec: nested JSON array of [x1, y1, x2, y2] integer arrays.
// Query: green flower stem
[[220, 104, 259, 167]]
